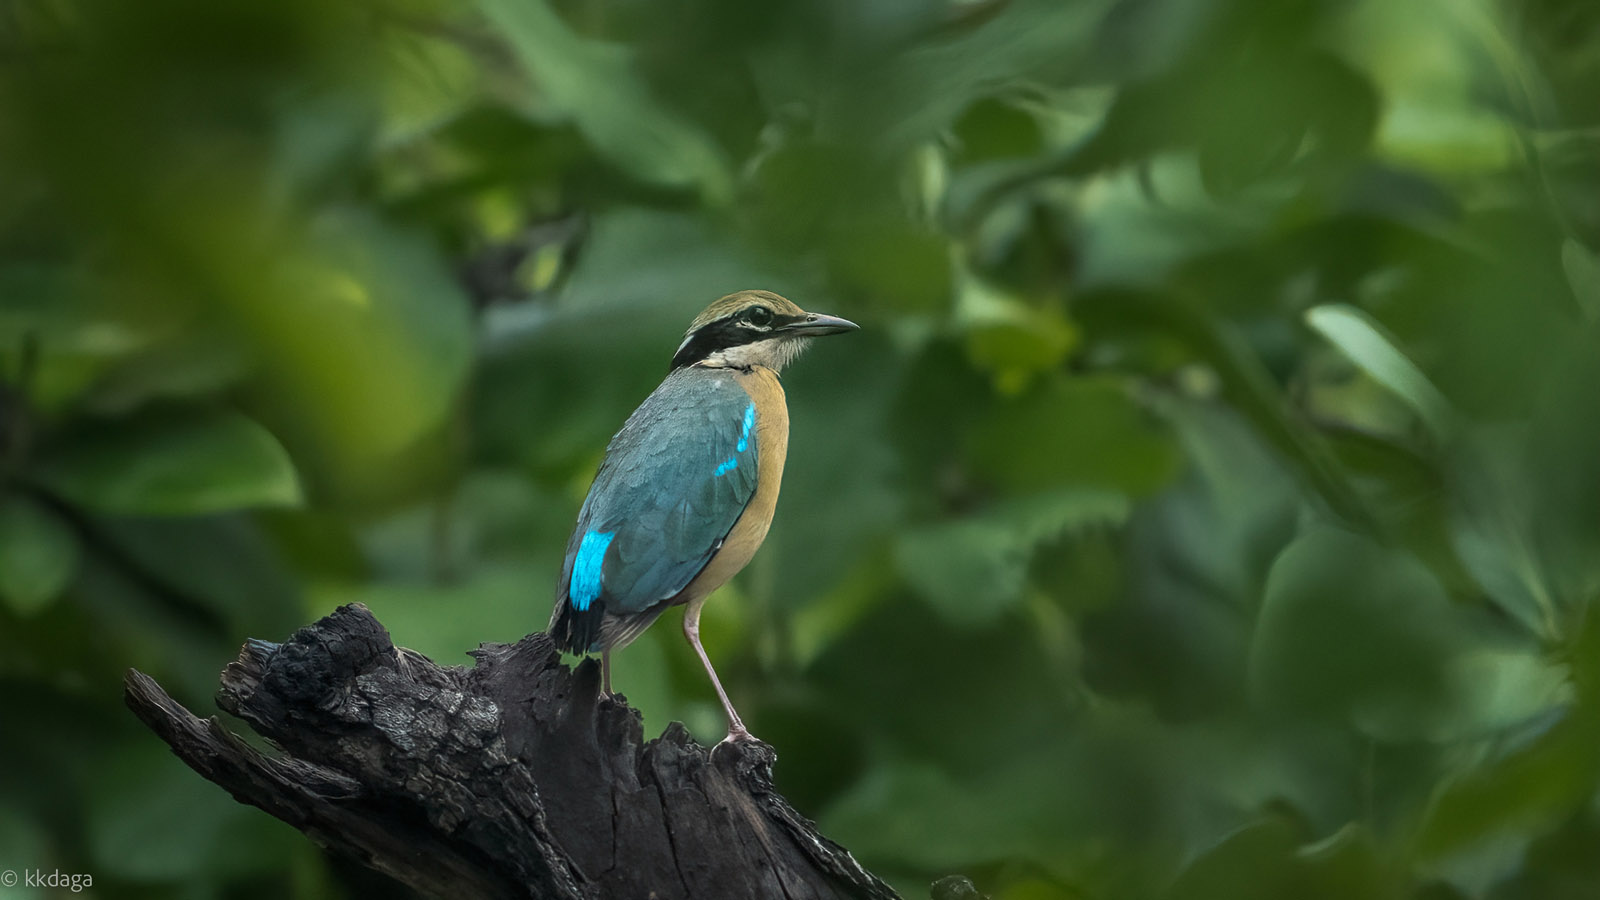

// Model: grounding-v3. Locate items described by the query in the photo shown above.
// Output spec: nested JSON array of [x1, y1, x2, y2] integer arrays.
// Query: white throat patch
[[703, 337, 810, 372]]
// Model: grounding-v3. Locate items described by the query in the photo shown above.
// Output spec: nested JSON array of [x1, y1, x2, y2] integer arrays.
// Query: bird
[[547, 290, 858, 742]]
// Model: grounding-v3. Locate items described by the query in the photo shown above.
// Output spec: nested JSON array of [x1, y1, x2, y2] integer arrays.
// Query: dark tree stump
[[123, 603, 900, 900]]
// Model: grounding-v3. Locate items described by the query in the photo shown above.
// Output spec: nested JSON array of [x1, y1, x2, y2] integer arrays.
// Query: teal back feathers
[[550, 366, 761, 652]]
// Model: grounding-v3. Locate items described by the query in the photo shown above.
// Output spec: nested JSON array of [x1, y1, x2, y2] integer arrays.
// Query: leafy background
[[2, 0, 1600, 897]]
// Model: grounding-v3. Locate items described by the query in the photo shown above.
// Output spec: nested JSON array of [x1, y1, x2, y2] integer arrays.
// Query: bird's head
[[671, 290, 858, 372]]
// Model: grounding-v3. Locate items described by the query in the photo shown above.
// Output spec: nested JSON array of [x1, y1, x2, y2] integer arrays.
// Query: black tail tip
[[551, 601, 603, 655]]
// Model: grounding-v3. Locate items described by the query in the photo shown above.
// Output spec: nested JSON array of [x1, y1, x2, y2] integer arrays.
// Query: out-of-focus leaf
[[1438, 646, 1571, 740], [229, 213, 474, 490], [964, 319, 1074, 394], [807, 594, 1069, 772], [0, 808, 52, 899], [1415, 705, 1600, 895], [1298, 351, 1423, 440], [952, 97, 1047, 163], [767, 329, 901, 612], [1374, 100, 1518, 175], [1056, 50, 1377, 191], [1168, 817, 1303, 900], [478, 0, 731, 199], [0, 494, 79, 616], [829, 218, 951, 313], [1305, 304, 1456, 440], [1525, 351, 1600, 604], [825, 762, 1039, 872], [308, 564, 546, 665], [955, 265, 1077, 392], [380, 27, 483, 143], [821, 713, 1189, 895], [968, 376, 1180, 496], [358, 473, 545, 584], [1561, 238, 1600, 322], [1250, 528, 1462, 740], [0, 266, 114, 349], [1078, 396, 1301, 721], [1448, 432, 1562, 640], [87, 742, 299, 881], [1450, 518, 1556, 640], [87, 328, 254, 414], [1074, 157, 1280, 288], [1170, 821, 1402, 900], [895, 489, 1128, 625], [788, 554, 895, 670], [35, 411, 302, 516], [825, 0, 1114, 155], [91, 514, 302, 636], [0, 265, 176, 410], [66, 553, 243, 700], [1339, 1, 1524, 175], [552, 209, 787, 317]]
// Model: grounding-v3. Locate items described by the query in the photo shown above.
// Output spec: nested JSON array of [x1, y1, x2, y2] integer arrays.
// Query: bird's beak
[[781, 312, 859, 336]]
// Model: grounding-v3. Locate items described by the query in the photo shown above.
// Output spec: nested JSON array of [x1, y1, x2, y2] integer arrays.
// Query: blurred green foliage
[[2, 0, 1600, 897]]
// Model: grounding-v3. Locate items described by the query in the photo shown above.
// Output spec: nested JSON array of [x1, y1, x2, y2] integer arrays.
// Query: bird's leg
[[682, 601, 755, 742], [601, 648, 612, 697]]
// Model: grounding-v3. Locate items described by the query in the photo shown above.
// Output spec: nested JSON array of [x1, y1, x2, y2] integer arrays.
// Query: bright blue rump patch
[[716, 402, 757, 477], [570, 530, 615, 611]]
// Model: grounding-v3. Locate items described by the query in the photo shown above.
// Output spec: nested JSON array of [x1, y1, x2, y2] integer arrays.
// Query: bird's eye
[[743, 306, 774, 327]]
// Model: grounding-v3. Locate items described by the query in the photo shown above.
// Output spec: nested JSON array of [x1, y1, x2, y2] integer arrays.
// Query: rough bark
[[123, 603, 900, 900]]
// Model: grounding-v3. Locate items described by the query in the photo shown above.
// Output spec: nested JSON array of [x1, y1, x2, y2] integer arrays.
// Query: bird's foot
[[720, 727, 761, 744]]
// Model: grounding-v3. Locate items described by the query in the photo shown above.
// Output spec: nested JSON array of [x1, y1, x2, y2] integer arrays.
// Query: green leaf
[[0, 809, 54, 899], [1170, 821, 1403, 900], [1414, 708, 1600, 894], [379, 28, 484, 143], [1169, 818, 1304, 900], [87, 329, 254, 415], [1561, 238, 1600, 322], [954, 265, 1078, 393], [829, 217, 952, 313], [1254, 525, 1567, 741], [967, 375, 1180, 496], [92, 514, 303, 636], [0, 494, 80, 616], [820, 713, 1187, 891], [1304, 304, 1456, 440], [0, 264, 176, 411], [1440, 646, 1571, 740], [478, 0, 731, 199], [88, 742, 299, 881], [226, 213, 475, 489], [895, 488, 1129, 625], [1250, 528, 1463, 740], [1448, 432, 1561, 639], [36, 411, 302, 516], [307, 563, 547, 666]]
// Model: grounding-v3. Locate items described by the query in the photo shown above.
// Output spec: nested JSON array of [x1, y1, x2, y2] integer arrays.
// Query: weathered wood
[[123, 603, 900, 900]]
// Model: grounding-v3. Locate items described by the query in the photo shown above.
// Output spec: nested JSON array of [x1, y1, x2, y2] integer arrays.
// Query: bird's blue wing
[[557, 368, 760, 621]]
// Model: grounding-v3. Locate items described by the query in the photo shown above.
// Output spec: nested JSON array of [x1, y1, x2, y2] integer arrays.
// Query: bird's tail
[[548, 594, 604, 655]]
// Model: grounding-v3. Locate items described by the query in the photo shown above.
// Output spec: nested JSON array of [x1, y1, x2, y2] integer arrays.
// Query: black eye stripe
[[670, 309, 802, 369]]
